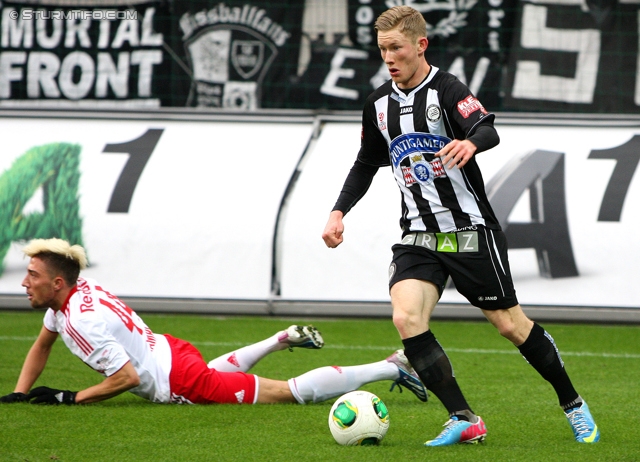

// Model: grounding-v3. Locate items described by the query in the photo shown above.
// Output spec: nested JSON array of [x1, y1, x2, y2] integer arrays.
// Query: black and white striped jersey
[[358, 66, 501, 233]]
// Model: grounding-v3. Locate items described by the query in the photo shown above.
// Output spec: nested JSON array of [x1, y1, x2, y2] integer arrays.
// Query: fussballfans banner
[[0, 113, 638, 311], [0, 0, 639, 112]]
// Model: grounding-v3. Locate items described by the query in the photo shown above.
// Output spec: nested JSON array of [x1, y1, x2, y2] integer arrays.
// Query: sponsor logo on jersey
[[457, 95, 488, 119], [402, 155, 446, 187], [235, 390, 245, 403], [402, 231, 479, 253], [77, 278, 94, 313], [378, 112, 387, 130], [96, 350, 113, 373], [389, 132, 452, 168], [400, 106, 413, 115], [388, 262, 396, 281], [426, 104, 441, 122], [411, 160, 435, 185]]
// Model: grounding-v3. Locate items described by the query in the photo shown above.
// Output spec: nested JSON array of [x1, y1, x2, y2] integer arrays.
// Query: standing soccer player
[[322, 5, 599, 446]]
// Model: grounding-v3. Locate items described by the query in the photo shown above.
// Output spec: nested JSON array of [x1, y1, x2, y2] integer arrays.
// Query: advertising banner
[[0, 114, 314, 299], [280, 120, 640, 309], [0, 113, 638, 311]]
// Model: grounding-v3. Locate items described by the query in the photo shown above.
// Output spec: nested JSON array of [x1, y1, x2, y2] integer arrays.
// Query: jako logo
[[478, 296, 498, 301]]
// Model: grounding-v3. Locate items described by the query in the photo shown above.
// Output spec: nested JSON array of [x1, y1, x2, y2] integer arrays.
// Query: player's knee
[[258, 378, 297, 404], [495, 319, 532, 344], [392, 310, 419, 337], [495, 321, 517, 341]]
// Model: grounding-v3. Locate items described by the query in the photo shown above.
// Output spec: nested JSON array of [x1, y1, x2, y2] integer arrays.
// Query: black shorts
[[388, 227, 519, 310]]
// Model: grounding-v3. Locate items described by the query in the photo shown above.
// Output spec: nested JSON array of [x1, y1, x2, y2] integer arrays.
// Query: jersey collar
[[59, 284, 78, 315], [391, 65, 439, 103]]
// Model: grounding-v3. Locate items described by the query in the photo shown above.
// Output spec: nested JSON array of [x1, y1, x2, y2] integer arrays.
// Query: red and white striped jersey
[[358, 66, 501, 233], [43, 277, 172, 403]]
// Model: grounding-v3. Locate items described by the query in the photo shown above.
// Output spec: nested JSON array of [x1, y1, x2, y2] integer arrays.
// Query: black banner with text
[[0, 0, 638, 113]]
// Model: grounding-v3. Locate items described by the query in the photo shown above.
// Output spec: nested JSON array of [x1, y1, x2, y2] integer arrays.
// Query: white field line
[[1, 336, 638, 359]]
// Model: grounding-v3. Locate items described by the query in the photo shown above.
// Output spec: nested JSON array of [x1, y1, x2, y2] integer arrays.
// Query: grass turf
[[0, 311, 638, 461]]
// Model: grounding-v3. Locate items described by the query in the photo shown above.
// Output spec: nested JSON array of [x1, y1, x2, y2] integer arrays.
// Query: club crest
[[231, 40, 264, 79], [411, 158, 436, 186]]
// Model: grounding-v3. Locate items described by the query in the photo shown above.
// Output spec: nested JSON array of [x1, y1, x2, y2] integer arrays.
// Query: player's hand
[[0, 392, 28, 403], [436, 139, 477, 169], [27, 386, 77, 405], [322, 210, 345, 248]]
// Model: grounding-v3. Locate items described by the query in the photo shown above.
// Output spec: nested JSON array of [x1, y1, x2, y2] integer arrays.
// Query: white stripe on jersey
[[426, 88, 446, 136], [376, 96, 426, 232]]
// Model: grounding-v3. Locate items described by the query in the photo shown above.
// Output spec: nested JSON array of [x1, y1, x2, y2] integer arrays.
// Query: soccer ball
[[328, 390, 390, 446]]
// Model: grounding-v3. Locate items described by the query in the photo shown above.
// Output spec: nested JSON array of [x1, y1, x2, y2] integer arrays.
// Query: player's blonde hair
[[374, 6, 427, 43], [23, 238, 87, 285]]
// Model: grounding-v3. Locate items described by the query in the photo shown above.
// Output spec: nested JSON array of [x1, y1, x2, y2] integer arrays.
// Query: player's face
[[22, 257, 58, 309], [378, 28, 428, 89]]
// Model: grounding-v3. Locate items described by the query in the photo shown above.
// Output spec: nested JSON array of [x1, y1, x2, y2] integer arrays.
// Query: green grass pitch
[[0, 310, 638, 461]]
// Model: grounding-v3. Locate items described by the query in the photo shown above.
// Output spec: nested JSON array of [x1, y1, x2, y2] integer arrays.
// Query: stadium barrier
[[0, 109, 638, 323]]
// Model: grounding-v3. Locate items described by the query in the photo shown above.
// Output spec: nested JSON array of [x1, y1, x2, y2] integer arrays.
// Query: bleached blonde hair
[[23, 238, 87, 285]]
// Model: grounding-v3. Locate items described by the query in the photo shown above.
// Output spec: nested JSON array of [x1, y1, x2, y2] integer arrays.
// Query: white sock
[[207, 331, 289, 372], [288, 360, 399, 404]]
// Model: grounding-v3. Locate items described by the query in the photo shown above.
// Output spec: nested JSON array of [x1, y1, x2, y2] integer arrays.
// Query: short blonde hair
[[23, 238, 87, 285], [374, 6, 427, 43]]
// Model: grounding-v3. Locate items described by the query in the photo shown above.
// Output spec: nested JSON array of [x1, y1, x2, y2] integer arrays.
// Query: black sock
[[562, 397, 583, 412], [517, 323, 579, 408], [403, 330, 473, 415]]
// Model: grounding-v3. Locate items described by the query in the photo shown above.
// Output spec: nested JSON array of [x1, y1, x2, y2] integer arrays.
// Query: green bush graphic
[[0, 143, 84, 275]]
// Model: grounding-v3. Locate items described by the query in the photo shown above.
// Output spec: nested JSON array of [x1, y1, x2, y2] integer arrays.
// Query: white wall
[[1, 112, 638, 311]]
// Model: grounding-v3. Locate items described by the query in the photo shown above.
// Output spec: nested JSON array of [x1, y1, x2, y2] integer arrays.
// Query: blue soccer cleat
[[425, 416, 487, 446], [565, 401, 600, 443], [386, 349, 428, 402]]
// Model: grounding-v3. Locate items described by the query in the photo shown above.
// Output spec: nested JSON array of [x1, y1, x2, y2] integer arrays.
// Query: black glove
[[27, 386, 77, 405], [0, 392, 28, 403]]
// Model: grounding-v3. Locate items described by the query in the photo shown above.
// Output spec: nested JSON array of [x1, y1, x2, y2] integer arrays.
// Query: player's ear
[[418, 36, 428, 54], [52, 276, 65, 291]]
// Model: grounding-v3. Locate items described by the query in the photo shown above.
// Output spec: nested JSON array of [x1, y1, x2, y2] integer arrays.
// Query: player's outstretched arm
[[13, 326, 58, 395], [322, 210, 345, 248]]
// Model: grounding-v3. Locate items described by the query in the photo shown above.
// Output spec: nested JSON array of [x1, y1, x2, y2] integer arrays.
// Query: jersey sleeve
[[441, 75, 495, 139], [43, 309, 58, 332], [357, 96, 391, 167]]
